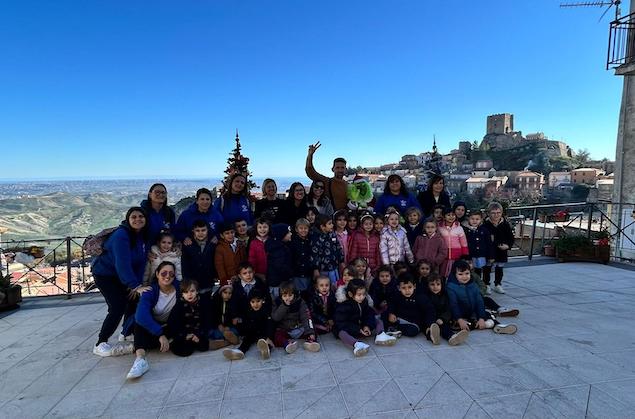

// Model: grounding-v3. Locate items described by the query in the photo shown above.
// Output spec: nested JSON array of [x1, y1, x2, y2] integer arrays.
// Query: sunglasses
[[313, 185, 324, 190], [159, 271, 175, 278]]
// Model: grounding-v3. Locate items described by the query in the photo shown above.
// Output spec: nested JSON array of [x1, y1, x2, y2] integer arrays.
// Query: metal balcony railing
[[607, 12, 635, 69]]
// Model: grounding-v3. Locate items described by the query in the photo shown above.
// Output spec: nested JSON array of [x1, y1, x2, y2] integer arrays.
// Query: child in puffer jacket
[[144, 232, 182, 284], [438, 208, 468, 278], [271, 281, 321, 353], [379, 211, 414, 266]]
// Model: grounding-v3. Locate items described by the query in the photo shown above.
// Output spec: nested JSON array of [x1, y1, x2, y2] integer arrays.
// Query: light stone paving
[[1, 261, 635, 418]]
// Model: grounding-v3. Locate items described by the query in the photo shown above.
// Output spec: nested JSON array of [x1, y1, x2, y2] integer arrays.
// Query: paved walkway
[[1, 262, 635, 418]]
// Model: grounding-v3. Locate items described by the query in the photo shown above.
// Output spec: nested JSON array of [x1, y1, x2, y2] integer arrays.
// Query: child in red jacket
[[412, 219, 447, 274]]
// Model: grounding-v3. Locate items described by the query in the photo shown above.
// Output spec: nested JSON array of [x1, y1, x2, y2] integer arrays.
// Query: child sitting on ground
[[334, 279, 397, 357], [446, 261, 517, 335], [368, 265, 398, 315], [144, 232, 182, 284], [167, 279, 210, 356], [426, 273, 469, 346], [384, 273, 435, 338], [215, 222, 246, 286], [271, 281, 321, 353], [223, 289, 274, 360], [412, 219, 447, 274], [209, 284, 241, 349], [308, 275, 336, 334]]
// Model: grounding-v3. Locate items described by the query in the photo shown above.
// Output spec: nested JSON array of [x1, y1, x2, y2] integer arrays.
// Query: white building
[[548, 171, 571, 188]]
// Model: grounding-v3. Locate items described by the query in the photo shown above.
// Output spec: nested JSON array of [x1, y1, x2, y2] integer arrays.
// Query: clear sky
[[0, 0, 625, 180]]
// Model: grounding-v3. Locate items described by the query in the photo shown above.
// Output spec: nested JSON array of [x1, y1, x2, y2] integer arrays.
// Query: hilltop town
[[352, 113, 615, 207]]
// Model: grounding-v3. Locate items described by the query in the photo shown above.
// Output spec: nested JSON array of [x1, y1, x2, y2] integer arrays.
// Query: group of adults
[[91, 141, 454, 355]]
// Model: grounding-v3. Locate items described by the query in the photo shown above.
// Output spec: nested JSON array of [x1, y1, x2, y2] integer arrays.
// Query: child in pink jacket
[[437, 208, 468, 277], [412, 219, 447, 274]]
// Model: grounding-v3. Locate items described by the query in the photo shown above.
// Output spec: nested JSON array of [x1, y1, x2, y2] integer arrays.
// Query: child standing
[[235, 219, 250, 247], [224, 289, 274, 360], [404, 207, 424, 248], [333, 210, 350, 264], [334, 279, 397, 356], [214, 222, 246, 286], [384, 273, 435, 338], [290, 218, 314, 292], [181, 221, 216, 294], [247, 218, 270, 281], [412, 219, 447, 273], [308, 276, 336, 334], [482, 202, 515, 294], [167, 279, 210, 356], [373, 214, 385, 234], [463, 210, 494, 278], [271, 282, 321, 353], [348, 214, 381, 276], [346, 211, 359, 234], [426, 273, 469, 346], [209, 284, 241, 349], [266, 223, 293, 297], [438, 208, 469, 278], [144, 232, 182, 284], [311, 215, 345, 286], [379, 211, 414, 266]]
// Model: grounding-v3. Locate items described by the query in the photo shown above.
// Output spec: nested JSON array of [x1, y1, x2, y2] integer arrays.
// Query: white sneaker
[[429, 323, 441, 345], [257, 339, 270, 359], [223, 348, 245, 360], [126, 357, 149, 379], [493, 285, 505, 294], [485, 285, 492, 295], [110, 341, 135, 357], [493, 323, 518, 335], [496, 307, 519, 317], [353, 341, 370, 357], [386, 329, 402, 338], [484, 319, 496, 329], [374, 332, 397, 346], [303, 341, 321, 352], [448, 330, 469, 346], [93, 342, 112, 357], [118, 333, 133, 342], [285, 340, 298, 354]]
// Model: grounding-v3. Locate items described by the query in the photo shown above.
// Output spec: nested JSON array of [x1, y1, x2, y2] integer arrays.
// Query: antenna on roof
[[560, 0, 621, 22]]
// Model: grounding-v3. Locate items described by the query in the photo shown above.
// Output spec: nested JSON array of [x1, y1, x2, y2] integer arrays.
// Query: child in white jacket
[[143, 232, 182, 284], [380, 212, 414, 266]]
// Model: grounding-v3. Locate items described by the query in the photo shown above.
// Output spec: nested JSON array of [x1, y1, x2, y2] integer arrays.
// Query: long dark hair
[[308, 180, 329, 206], [384, 174, 409, 196], [287, 182, 307, 205], [147, 183, 168, 206], [426, 175, 445, 193], [124, 206, 149, 245], [223, 173, 249, 198], [153, 261, 176, 284]]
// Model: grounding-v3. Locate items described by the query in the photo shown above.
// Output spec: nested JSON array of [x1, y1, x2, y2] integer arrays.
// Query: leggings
[[337, 319, 385, 347]]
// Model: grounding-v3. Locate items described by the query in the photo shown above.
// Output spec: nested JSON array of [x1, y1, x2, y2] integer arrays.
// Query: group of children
[[121, 198, 520, 379]]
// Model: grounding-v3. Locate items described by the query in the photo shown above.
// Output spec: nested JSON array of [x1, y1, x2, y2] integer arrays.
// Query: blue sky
[[0, 0, 624, 180]]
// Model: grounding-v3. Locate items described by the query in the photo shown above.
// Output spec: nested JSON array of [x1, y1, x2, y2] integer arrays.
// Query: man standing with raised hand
[[305, 141, 349, 211]]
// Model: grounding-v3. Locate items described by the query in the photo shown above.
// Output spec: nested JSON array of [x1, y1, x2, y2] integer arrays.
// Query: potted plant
[[555, 234, 610, 264], [552, 209, 569, 223], [543, 239, 556, 257], [0, 273, 22, 311]]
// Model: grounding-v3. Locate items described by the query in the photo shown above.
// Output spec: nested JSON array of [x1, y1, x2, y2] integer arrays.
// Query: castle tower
[[486, 113, 514, 135]]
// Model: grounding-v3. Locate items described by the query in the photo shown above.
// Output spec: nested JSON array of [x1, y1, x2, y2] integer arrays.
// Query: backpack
[[82, 227, 118, 256]]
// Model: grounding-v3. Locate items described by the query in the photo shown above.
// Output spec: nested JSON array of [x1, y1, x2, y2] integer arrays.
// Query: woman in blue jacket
[[374, 175, 421, 215], [140, 183, 176, 245], [92, 207, 151, 357], [127, 261, 180, 379], [213, 173, 254, 226], [175, 188, 224, 243]]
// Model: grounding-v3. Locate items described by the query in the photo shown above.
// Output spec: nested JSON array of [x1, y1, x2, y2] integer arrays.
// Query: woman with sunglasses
[[140, 183, 176, 245], [92, 207, 151, 357], [307, 180, 334, 217], [126, 261, 179, 379]]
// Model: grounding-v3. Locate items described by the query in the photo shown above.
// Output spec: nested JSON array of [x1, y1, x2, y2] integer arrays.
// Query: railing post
[[587, 203, 593, 240], [528, 208, 538, 261], [66, 237, 72, 299]]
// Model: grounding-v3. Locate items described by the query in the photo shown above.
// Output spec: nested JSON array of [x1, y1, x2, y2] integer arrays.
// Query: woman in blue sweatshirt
[[175, 188, 225, 243], [213, 174, 254, 226], [374, 175, 421, 216], [92, 207, 151, 357], [140, 183, 175, 245]]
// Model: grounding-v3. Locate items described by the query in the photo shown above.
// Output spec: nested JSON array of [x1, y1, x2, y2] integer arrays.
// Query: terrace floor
[[1, 261, 635, 418]]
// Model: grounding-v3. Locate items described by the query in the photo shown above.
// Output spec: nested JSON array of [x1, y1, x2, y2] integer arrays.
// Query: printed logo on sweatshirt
[[400, 199, 407, 207], [209, 221, 216, 231], [241, 204, 249, 212]]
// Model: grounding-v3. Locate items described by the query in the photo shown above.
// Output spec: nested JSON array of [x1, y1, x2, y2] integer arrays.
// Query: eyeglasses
[[313, 185, 324, 190], [294, 189, 305, 193], [153, 190, 167, 195], [159, 271, 175, 278]]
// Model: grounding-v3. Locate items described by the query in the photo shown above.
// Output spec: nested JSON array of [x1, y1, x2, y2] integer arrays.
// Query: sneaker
[[429, 323, 441, 345], [209, 339, 231, 350], [448, 330, 469, 346], [303, 341, 321, 352], [223, 330, 240, 345], [493, 323, 518, 335], [484, 319, 496, 329], [223, 348, 245, 360], [285, 340, 298, 354], [118, 333, 134, 342], [386, 329, 403, 338], [110, 341, 135, 357], [374, 332, 397, 346], [497, 307, 519, 317], [485, 285, 492, 295], [93, 342, 112, 357], [353, 341, 370, 357], [126, 357, 149, 379], [493, 284, 505, 294], [257, 339, 270, 359]]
